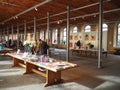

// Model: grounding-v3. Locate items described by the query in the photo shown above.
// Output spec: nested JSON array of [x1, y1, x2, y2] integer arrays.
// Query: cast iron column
[[11, 25, 14, 44], [98, 0, 103, 68], [7, 27, 9, 41], [17, 23, 19, 50], [66, 6, 70, 61], [24, 20, 27, 41], [47, 12, 50, 55], [34, 16, 37, 41]]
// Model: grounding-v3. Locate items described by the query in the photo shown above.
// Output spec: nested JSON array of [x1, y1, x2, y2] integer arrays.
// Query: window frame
[[61, 28, 67, 44], [73, 26, 78, 33], [85, 25, 91, 32], [40, 30, 44, 41], [103, 23, 108, 31], [52, 29, 58, 44]]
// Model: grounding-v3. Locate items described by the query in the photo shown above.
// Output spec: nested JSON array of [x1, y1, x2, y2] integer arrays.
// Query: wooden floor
[[0, 49, 120, 90]]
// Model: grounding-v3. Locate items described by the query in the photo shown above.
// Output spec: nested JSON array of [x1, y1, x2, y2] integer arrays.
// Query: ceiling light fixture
[[74, 18, 76, 21], [57, 21, 60, 24], [35, 7, 38, 11], [93, 15, 96, 17], [60, 20, 62, 23], [16, 16, 18, 18], [82, 16, 85, 19]]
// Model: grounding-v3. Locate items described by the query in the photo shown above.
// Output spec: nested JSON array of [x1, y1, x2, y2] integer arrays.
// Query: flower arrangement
[[23, 40, 36, 47], [23, 40, 36, 53]]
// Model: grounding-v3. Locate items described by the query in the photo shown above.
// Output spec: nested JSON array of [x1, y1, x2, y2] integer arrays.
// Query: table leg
[[24, 62, 37, 74], [12, 58, 19, 67], [44, 70, 62, 87]]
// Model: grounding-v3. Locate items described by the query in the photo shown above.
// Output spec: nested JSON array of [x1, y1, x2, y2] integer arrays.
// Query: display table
[[71, 49, 107, 57], [0, 48, 14, 55], [7, 53, 77, 87], [114, 47, 120, 55]]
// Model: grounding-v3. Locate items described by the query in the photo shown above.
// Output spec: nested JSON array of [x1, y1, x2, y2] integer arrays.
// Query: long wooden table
[[71, 49, 108, 57], [7, 53, 77, 87], [0, 48, 14, 55]]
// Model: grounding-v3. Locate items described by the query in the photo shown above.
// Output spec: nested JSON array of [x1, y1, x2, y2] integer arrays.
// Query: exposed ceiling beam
[[35, 8, 120, 28], [1, 0, 53, 24], [0, 1, 20, 7]]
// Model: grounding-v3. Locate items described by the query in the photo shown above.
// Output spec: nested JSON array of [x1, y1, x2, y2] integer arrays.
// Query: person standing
[[39, 39, 49, 55], [76, 40, 81, 49], [35, 39, 41, 54]]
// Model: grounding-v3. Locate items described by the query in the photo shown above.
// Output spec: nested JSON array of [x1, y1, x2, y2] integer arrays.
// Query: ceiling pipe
[[1, 0, 53, 24]]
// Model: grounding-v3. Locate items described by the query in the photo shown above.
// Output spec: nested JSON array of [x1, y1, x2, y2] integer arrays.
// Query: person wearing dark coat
[[39, 39, 49, 55], [76, 40, 81, 49]]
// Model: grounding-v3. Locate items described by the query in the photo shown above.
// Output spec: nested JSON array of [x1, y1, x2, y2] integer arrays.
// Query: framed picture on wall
[[69, 42, 73, 47], [74, 35, 78, 41], [91, 32, 96, 40], [70, 35, 73, 40], [84, 34, 89, 40], [91, 35, 96, 40]]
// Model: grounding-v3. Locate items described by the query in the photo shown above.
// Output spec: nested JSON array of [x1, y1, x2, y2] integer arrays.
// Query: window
[[103, 23, 108, 31], [61, 28, 66, 44], [85, 25, 91, 32], [117, 24, 120, 47], [73, 26, 78, 33], [52, 29, 58, 44], [40, 30, 44, 40]]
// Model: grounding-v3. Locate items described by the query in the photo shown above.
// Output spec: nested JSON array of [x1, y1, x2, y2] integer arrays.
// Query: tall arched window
[[40, 30, 44, 40], [61, 28, 66, 44], [85, 25, 91, 32], [73, 26, 78, 33], [117, 24, 120, 47], [103, 23, 108, 31], [52, 29, 58, 44]]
